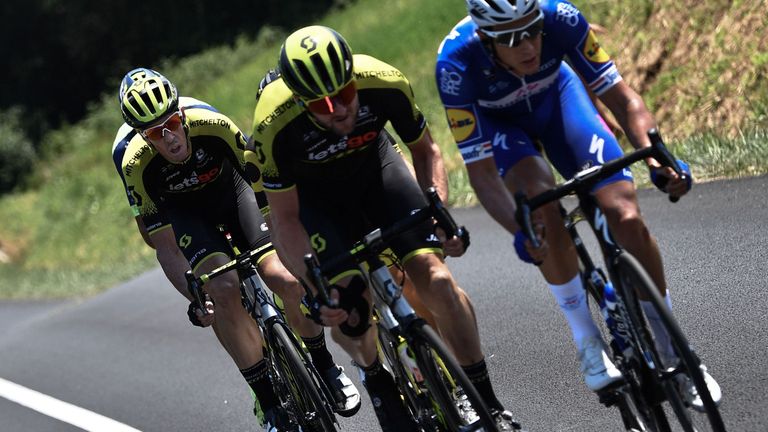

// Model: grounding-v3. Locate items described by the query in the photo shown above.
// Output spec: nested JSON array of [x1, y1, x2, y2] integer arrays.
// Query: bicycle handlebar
[[515, 129, 684, 247]]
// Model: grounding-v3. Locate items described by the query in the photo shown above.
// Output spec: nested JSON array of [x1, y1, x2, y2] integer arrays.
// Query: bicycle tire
[[268, 321, 339, 432], [614, 252, 726, 432], [377, 323, 442, 431], [408, 320, 498, 432]]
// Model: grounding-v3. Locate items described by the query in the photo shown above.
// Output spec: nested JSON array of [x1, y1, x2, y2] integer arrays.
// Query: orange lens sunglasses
[[303, 81, 357, 115], [140, 111, 183, 140]]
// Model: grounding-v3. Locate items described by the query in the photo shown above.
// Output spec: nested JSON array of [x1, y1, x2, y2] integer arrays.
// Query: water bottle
[[397, 338, 424, 384], [600, 281, 629, 351]]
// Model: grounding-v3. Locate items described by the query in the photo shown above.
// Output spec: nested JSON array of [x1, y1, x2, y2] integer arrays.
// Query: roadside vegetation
[[1, 0, 765, 298]]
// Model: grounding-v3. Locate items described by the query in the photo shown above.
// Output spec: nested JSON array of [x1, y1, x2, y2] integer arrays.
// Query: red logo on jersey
[[308, 131, 379, 161], [169, 167, 220, 191]]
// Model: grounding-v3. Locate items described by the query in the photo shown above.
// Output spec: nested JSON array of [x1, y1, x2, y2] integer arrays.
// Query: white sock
[[549, 274, 601, 347], [641, 290, 676, 363]]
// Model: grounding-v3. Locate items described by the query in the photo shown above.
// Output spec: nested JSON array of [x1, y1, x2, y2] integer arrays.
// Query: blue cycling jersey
[[435, 0, 632, 186]]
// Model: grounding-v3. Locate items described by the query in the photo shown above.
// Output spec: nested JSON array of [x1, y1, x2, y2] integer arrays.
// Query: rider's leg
[[396, 266, 438, 329], [594, 183, 676, 355], [257, 253, 328, 356], [403, 253, 481, 363], [594, 181, 673, 355], [324, 275, 379, 366], [506, 156, 603, 344], [195, 253, 279, 413], [594, 180, 722, 407], [593, 180, 667, 295], [506, 156, 621, 391], [403, 253, 506, 411], [326, 275, 416, 429], [257, 251, 362, 415]]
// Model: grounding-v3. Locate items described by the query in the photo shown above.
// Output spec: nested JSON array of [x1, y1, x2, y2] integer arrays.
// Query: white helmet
[[466, 0, 540, 28]]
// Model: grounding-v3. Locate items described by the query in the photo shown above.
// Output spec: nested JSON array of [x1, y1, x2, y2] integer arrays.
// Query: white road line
[[0, 377, 142, 432]]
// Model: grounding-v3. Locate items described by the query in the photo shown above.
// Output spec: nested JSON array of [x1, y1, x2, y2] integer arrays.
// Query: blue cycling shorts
[[482, 62, 633, 190]]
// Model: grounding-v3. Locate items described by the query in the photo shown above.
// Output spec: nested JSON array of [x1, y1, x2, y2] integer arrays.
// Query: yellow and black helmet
[[120, 75, 179, 128], [278, 25, 354, 100]]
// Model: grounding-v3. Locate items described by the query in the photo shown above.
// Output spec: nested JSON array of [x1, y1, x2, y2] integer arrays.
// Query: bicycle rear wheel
[[614, 252, 726, 432], [407, 319, 498, 432], [268, 321, 338, 432]]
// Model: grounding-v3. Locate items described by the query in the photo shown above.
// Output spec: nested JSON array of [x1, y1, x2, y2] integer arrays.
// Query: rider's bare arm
[[263, 188, 315, 285], [599, 82, 689, 197], [150, 226, 192, 299], [465, 157, 521, 235], [598, 82, 657, 155], [134, 216, 154, 249], [408, 128, 449, 203]]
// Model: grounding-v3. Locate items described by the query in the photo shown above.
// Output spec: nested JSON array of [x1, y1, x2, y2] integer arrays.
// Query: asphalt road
[[1, 176, 766, 431]]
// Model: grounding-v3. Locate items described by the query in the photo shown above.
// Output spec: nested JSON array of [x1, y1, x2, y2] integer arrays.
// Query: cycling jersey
[[246, 55, 441, 275], [248, 54, 427, 191], [121, 104, 271, 267], [436, 0, 632, 187], [111, 97, 218, 215]]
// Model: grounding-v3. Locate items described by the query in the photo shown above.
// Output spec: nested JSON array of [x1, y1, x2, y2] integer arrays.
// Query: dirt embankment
[[604, 1, 767, 139]]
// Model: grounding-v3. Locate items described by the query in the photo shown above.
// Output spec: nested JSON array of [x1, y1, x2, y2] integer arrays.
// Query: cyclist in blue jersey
[[436, 0, 720, 408]]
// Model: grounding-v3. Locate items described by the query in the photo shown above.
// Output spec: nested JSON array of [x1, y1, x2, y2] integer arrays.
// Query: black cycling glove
[[302, 276, 370, 337], [187, 301, 205, 327]]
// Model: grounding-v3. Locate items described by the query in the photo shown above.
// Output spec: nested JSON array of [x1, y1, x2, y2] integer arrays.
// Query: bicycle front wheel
[[614, 252, 726, 432], [268, 321, 338, 432], [407, 319, 499, 432], [377, 322, 442, 431]]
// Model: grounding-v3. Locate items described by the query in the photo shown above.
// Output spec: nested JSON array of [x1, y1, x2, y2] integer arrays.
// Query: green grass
[[675, 128, 768, 180], [1, 0, 766, 299]]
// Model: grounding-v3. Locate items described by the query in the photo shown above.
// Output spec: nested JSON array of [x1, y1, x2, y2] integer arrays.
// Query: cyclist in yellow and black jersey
[[124, 103, 257, 230], [247, 25, 519, 431], [119, 70, 360, 431], [250, 55, 425, 191]]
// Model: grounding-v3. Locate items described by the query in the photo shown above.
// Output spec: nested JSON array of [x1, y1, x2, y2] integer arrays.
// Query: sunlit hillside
[[0, 0, 765, 299]]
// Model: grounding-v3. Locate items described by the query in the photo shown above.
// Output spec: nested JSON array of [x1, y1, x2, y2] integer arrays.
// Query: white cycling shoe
[[578, 336, 624, 391], [676, 364, 722, 412]]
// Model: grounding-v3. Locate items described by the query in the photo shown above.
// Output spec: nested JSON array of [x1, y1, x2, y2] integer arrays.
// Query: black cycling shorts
[[297, 142, 441, 280], [167, 174, 272, 271]]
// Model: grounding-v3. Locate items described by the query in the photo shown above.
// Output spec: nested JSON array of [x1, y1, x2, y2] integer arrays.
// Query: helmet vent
[[128, 95, 146, 117], [326, 44, 343, 89], [151, 85, 164, 111], [293, 59, 323, 97], [487, 0, 505, 14], [310, 52, 334, 94]]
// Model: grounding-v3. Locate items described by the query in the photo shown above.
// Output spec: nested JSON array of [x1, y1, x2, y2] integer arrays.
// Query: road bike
[[304, 187, 503, 432], [514, 129, 726, 432], [186, 234, 339, 432]]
